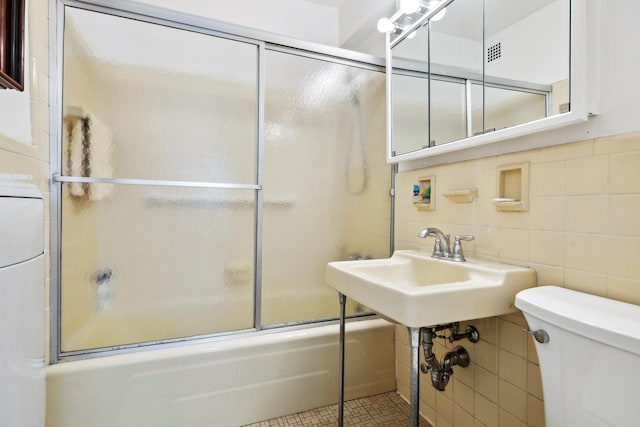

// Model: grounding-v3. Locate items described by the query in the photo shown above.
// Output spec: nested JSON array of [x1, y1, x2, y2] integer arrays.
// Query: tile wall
[[0, 0, 50, 358], [394, 133, 640, 426], [3, 2, 640, 424]]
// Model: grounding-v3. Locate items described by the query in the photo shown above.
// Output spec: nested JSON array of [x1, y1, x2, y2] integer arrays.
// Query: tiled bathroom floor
[[242, 391, 432, 427]]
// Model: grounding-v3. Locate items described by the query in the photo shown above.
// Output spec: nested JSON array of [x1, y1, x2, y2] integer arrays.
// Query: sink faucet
[[418, 228, 475, 262], [418, 228, 451, 259], [452, 235, 475, 262]]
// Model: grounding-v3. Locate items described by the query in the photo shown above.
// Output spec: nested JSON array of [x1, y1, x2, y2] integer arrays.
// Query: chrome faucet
[[418, 227, 451, 259], [418, 228, 475, 262], [452, 235, 475, 262]]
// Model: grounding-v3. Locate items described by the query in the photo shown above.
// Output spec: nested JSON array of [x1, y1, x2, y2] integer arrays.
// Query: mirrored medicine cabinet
[[386, 0, 588, 163]]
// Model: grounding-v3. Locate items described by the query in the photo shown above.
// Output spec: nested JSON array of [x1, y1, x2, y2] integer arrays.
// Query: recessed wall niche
[[495, 162, 529, 212], [413, 176, 435, 211]]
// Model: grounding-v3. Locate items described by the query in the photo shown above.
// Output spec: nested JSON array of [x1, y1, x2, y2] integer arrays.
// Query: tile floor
[[242, 391, 432, 426]]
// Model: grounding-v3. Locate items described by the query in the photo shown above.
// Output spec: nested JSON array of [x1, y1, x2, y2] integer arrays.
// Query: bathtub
[[46, 318, 396, 427]]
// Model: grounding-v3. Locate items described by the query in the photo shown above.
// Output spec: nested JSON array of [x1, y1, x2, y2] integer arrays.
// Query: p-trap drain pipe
[[419, 322, 480, 391]]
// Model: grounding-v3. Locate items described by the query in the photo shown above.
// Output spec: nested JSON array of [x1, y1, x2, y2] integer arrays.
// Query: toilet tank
[[516, 286, 640, 427], [0, 181, 45, 427]]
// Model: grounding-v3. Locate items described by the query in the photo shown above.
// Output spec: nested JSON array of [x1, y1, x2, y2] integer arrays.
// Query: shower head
[[343, 70, 372, 106]]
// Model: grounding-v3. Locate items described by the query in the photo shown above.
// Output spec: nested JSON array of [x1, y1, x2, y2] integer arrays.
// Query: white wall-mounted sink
[[327, 250, 536, 327]]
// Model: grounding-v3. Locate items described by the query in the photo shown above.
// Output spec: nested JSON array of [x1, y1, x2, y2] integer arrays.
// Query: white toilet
[[515, 286, 640, 427], [0, 181, 45, 427]]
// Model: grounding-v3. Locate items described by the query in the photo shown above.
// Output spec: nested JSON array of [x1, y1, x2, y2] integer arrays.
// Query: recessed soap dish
[[493, 199, 524, 211], [413, 176, 435, 211], [495, 162, 529, 212]]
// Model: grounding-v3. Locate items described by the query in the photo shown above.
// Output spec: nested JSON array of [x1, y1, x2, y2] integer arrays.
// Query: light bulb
[[377, 17, 395, 33], [400, 0, 421, 15], [428, 1, 447, 21]]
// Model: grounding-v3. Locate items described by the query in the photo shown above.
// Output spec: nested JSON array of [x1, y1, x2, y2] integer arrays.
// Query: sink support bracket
[[406, 323, 480, 426], [338, 293, 346, 427], [408, 327, 421, 427], [337, 301, 476, 426]]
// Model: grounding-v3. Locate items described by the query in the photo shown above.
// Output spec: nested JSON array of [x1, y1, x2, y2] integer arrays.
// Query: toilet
[[515, 286, 640, 426], [0, 181, 45, 427]]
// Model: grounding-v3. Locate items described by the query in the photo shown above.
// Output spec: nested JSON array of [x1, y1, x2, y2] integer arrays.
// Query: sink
[[326, 250, 536, 327]]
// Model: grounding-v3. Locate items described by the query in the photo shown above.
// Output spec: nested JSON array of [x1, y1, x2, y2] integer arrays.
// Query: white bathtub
[[46, 319, 396, 427]]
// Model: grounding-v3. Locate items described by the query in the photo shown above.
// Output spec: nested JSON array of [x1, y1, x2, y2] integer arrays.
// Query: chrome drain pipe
[[420, 324, 479, 391]]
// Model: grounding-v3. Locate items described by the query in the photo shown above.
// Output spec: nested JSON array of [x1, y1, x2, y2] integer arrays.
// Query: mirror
[[388, 0, 574, 161], [0, 0, 25, 90], [431, 0, 483, 143]]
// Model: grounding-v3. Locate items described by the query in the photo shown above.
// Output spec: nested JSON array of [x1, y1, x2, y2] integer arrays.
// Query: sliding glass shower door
[[54, 4, 390, 357], [262, 50, 388, 325], [59, 7, 259, 351]]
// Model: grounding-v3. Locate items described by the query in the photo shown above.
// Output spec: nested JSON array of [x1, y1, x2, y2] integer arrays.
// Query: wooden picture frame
[[0, 0, 25, 91]]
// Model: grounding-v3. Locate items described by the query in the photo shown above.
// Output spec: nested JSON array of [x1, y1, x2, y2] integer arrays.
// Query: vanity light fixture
[[427, 1, 447, 21], [377, 0, 448, 34], [376, 16, 396, 33], [399, 0, 422, 14], [376, 9, 403, 34]]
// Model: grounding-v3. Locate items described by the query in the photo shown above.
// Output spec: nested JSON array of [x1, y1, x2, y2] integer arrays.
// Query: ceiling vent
[[487, 42, 502, 63]]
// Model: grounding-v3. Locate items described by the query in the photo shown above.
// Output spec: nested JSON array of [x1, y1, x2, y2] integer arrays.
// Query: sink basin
[[326, 250, 536, 327]]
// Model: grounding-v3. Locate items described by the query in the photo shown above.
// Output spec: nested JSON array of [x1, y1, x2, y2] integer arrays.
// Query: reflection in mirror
[[470, 83, 483, 135], [485, 86, 547, 133], [390, 25, 429, 156], [392, 72, 429, 155], [485, 0, 570, 124], [385, 0, 571, 160], [430, 0, 483, 143], [430, 78, 466, 145]]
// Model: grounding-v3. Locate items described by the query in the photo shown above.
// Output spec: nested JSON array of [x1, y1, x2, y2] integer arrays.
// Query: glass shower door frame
[[50, 0, 267, 362], [49, 0, 390, 363]]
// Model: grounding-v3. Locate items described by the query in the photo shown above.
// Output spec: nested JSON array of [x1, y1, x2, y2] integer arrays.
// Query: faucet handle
[[452, 235, 475, 262], [433, 238, 443, 258]]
